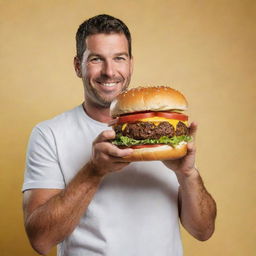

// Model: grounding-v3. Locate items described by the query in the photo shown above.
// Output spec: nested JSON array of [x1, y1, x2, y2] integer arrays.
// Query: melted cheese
[[122, 123, 128, 130], [139, 116, 187, 128]]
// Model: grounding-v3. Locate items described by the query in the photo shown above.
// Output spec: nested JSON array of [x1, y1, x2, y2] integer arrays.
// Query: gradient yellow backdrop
[[1, 0, 255, 255]]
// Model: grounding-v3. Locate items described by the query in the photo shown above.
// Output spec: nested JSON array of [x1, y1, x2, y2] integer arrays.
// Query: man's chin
[[92, 94, 115, 108], [97, 88, 125, 105], [86, 80, 130, 108]]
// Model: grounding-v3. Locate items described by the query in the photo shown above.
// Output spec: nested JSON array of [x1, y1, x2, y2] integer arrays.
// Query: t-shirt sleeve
[[22, 125, 65, 192]]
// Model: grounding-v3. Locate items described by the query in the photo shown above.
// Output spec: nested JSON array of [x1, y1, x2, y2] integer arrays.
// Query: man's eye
[[115, 56, 126, 61], [90, 57, 102, 63]]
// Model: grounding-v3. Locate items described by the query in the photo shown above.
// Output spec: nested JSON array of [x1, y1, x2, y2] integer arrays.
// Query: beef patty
[[114, 121, 188, 140]]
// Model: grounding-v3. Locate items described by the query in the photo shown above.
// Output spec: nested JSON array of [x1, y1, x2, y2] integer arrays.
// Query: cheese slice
[[122, 123, 127, 130], [139, 116, 188, 129]]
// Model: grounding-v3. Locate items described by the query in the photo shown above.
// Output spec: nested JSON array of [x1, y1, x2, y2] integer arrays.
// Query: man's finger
[[94, 141, 134, 160], [189, 122, 198, 138], [187, 140, 196, 154], [93, 130, 116, 144], [108, 145, 134, 159]]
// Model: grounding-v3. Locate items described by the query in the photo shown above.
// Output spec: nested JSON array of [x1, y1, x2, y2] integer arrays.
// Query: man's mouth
[[101, 82, 118, 87], [96, 80, 123, 89]]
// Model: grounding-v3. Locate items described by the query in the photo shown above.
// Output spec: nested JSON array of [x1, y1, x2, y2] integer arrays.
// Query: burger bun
[[123, 143, 188, 161], [110, 86, 188, 117]]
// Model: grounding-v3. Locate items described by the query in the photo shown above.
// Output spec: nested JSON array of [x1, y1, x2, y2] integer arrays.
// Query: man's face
[[77, 33, 133, 108]]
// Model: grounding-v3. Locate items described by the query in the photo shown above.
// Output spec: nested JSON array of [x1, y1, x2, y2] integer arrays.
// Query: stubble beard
[[84, 77, 131, 108]]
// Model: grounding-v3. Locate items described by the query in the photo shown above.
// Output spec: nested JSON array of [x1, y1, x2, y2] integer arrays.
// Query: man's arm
[[163, 122, 216, 241], [23, 163, 102, 255], [23, 130, 133, 255], [177, 168, 216, 240]]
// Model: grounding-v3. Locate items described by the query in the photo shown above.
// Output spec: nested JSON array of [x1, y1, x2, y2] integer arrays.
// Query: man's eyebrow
[[114, 52, 129, 57], [87, 53, 102, 58], [86, 52, 130, 59]]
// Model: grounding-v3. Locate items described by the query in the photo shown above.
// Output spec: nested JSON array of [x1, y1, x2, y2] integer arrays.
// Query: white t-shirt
[[23, 105, 183, 256]]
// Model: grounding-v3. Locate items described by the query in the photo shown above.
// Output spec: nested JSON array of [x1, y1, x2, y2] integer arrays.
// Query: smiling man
[[76, 33, 133, 108], [22, 14, 216, 256]]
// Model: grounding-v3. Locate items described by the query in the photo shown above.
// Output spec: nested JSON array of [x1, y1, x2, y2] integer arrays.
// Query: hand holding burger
[[110, 86, 192, 161], [162, 121, 197, 177]]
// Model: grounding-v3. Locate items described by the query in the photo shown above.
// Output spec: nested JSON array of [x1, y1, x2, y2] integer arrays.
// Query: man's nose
[[102, 60, 115, 77]]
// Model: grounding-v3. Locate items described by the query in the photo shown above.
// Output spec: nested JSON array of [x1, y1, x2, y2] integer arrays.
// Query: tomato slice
[[156, 112, 188, 121], [117, 111, 188, 123], [118, 112, 155, 123], [130, 144, 165, 149]]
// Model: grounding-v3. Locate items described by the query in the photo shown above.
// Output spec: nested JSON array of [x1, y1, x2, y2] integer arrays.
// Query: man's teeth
[[102, 82, 117, 87]]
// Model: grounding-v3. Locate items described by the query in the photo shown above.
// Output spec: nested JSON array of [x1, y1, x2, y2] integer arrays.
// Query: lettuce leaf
[[112, 134, 192, 147]]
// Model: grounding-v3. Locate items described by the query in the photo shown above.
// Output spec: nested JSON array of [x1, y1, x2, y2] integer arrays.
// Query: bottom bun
[[123, 143, 188, 161]]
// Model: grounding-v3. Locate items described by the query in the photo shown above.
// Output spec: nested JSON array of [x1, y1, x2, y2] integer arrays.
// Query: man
[[22, 14, 216, 256]]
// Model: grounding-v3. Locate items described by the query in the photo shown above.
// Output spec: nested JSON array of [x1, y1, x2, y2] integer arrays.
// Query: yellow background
[[1, 0, 255, 255]]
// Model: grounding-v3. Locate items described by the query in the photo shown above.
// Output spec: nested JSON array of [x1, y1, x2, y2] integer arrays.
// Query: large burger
[[110, 86, 192, 161]]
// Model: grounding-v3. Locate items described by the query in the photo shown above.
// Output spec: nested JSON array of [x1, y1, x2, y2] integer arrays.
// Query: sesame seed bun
[[110, 86, 188, 117]]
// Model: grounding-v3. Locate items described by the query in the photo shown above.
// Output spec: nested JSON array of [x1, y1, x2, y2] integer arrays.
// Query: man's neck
[[82, 101, 114, 124]]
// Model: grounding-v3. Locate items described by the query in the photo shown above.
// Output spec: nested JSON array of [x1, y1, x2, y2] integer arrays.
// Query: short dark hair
[[76, 14, 132, 60]]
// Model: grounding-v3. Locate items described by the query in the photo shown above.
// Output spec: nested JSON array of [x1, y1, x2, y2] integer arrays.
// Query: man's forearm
[[177, 168, 217, 241], [25, 162, 103, 255]]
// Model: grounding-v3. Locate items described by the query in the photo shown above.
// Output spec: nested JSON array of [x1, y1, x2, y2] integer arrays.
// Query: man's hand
[[163, 122, 197, 177], [90, 130, 133, 176]]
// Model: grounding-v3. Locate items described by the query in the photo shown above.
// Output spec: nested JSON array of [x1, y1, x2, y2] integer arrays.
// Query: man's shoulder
[[34, 105, 82, 134]]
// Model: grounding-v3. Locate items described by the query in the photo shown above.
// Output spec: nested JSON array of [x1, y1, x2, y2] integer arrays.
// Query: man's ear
[[74, 56, 82, 78]]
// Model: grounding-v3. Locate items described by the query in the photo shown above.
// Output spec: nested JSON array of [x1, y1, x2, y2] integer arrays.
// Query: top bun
[[110, 86, 188, 117]]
